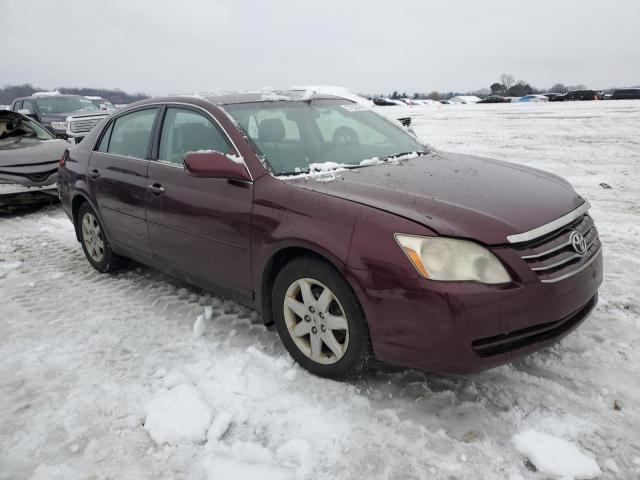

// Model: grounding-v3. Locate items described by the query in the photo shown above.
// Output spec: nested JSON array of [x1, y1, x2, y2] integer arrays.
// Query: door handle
[[88, 169, 100, 179], [146, 183, 165, 195]]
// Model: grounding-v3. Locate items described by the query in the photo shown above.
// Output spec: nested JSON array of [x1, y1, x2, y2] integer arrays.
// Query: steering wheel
[[332, 126, 360, 146]]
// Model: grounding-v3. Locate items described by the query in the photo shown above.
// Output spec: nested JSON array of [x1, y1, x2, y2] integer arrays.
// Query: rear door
[[87, 107, 160, 262], [146, 105, 253, 298]]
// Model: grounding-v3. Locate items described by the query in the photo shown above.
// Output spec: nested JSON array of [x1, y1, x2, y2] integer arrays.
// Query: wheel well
[[261, 247, 336, 326], [71, 195, 88, 241]]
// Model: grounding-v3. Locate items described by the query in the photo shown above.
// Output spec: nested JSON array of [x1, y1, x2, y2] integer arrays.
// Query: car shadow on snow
[[0, 189, 60, 216]]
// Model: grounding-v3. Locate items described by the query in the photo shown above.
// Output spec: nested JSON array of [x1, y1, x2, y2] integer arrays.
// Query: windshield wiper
[[380, 150, 428, 162]]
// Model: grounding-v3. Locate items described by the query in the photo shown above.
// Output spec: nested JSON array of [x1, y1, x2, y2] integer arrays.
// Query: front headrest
[[258, 118, 285, 142]]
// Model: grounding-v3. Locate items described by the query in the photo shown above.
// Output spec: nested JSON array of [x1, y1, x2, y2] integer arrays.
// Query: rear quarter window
[[104, 108, 159, 159]]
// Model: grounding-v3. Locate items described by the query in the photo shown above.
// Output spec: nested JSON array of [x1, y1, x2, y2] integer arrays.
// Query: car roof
[[17, 93, 81, 101], [129, 90, 350, 109]]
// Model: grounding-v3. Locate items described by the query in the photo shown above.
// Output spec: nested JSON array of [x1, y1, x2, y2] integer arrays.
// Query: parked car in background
[[373, 97, 404, 106], [517, 95, 549, 103], [610, 88, 640, 100], [85, 96, 117, 111], [58, 91, 602, 379], [0, 110, 68, 187], [477, 95, 511, 104], [11, 92, 110, 141], [289, 87, 413, 127], [542, 93, 564, 102], [558, 90, 601, 101]]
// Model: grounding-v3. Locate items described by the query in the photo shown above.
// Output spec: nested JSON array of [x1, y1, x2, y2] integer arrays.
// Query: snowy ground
[[1, 100, 639, 480]]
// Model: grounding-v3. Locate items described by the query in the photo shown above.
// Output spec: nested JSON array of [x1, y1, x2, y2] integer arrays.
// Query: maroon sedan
[[57, 92, 602, 378]]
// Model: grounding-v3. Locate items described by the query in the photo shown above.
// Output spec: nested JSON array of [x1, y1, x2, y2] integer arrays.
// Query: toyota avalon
[[57, 91, 602, 378]]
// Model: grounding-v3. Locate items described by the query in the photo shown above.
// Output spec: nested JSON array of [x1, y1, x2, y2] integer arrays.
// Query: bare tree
[[499, 73, 515, 91], [473, 88, 490, 99], [550, 83, 568, 93]]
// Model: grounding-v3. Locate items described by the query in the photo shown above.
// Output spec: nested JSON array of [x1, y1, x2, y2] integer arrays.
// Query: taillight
[[59, 150, 69, 168]]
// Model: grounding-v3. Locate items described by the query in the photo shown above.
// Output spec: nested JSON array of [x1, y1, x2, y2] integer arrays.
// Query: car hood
[[0, 139, 68, 166], [286, 151, 585, 245], [42, 110, 108, 121]]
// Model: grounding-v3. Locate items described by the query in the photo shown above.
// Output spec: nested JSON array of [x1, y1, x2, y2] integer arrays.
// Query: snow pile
[[513, 430, 601, 478], [144, 384, 212, 444], [308, 161, 349, 173], [359, 157, 380, 166]]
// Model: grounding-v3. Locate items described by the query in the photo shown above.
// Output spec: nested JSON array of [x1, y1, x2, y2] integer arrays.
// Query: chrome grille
[[513, 214, 601, 283], [69, 115, 106, 134]]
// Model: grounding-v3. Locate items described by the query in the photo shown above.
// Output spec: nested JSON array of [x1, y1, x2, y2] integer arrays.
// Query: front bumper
[[349, 249, 603, 374], [0, 171, 58, 188]]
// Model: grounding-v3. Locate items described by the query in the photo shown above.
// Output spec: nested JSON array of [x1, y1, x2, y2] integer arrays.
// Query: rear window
[[99, 108, 159, 159]]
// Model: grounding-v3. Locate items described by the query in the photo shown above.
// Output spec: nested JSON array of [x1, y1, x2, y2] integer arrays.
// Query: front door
[[146, 106, 253, 298], [87, 107, 160, 262]]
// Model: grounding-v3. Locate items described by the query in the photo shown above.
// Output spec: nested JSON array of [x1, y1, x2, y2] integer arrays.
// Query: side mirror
[[183, 150, 251, 181]]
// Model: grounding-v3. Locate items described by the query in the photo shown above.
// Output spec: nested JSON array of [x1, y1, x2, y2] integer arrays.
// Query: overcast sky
[[2, 0, 639, 95]]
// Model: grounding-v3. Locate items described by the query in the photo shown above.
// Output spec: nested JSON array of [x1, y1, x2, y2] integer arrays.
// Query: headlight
[[395, 234, 511, 284], [51, 121, 69, 131]]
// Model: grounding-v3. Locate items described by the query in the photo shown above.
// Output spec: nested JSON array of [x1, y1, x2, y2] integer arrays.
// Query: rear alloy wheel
[[77, 203, 124, 273], [273, 256, 371, 379], [81, 212, 105, 264]]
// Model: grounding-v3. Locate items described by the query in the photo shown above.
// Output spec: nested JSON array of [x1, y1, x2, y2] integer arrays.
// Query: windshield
[[0, 114, 54, 149], [223, 100, 426, 175], [35, 96, 99, 114]]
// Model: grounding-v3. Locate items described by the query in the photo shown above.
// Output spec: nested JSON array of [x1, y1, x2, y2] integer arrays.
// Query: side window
[[22, 100, 36, 114], [13, 101, 22, 111], [158, 108, 232, 165], [107, 108, 158, 159], [96, 121, 114, 152]]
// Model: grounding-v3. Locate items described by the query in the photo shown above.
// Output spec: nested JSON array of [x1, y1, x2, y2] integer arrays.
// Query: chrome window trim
[[539, 245, 602, 283], [90, 151, 150, 163], [506, 201, 591, 244], [90, 101, 253, 181], [154, 159, 184, 169]]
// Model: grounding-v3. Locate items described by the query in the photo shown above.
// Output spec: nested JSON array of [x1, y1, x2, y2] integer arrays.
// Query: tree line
[[374, 73, 590, 100], [0, 84, 149, 106]]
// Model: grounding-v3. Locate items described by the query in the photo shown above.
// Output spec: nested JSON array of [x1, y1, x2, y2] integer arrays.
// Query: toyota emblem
[[570, 231, 587, 255]]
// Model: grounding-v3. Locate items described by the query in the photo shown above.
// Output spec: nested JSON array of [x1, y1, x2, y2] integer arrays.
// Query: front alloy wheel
[[273, 256, 372, 379], [283, 278, 349, 365]]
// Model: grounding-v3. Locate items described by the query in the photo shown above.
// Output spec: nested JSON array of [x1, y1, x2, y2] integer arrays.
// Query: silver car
[[0, 110, 68, 187]]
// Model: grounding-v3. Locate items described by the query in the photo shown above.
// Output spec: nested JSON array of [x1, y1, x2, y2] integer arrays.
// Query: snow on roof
[[290, 85, 373, 106], [448, 95, 481, 103], [31, 91, 62, 98], [85, 96, 104, 100]]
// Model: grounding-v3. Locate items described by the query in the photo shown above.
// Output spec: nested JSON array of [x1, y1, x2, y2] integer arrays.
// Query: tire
[[77, 202, 125, 273], [272, 256, 372, 379]]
